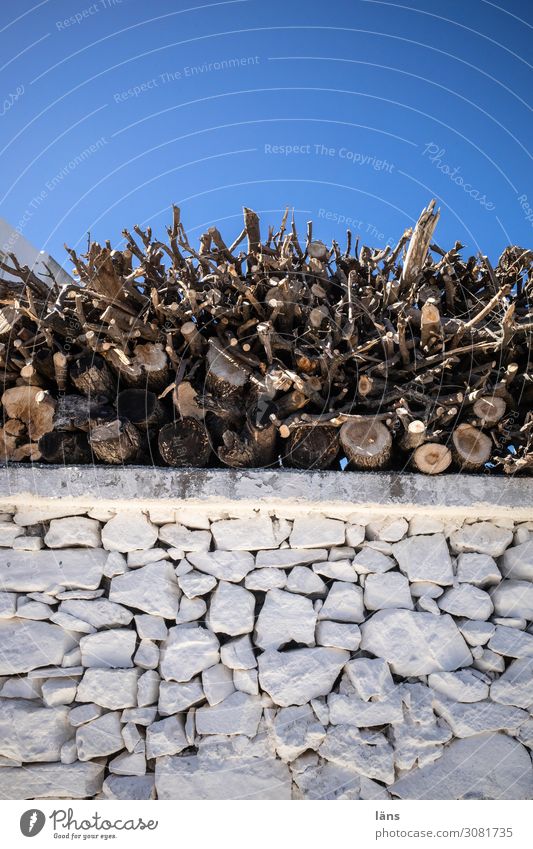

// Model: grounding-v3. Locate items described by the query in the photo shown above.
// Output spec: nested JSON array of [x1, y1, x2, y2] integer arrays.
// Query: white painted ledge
[[0, 466, 531, 520]]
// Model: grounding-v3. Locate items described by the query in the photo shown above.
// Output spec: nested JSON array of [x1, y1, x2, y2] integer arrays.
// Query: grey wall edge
[[0, 465, 531, 520]]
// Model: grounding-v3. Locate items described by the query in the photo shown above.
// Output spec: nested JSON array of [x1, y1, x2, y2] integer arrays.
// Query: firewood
[[206, 339, 249, 399], [286, 425, 340, 469], [340, 420, 392, 469], [70, 351, 115, 397], [399, 419, 427, 451], [472, 396, 506, 427], [53, 394, 114, 431], [158, 418, 211, 467], [412, 443, 452, 474], [39, 430, 92, 464], [116, 389, 166, 432], [218, 404, 277, 468], [2, 385, 55, 441], [89, 419, 143, 464], [452, 423, 492, 471]]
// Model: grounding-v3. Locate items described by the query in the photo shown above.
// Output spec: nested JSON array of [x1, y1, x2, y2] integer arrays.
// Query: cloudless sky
[[0, 0, 531, 275]]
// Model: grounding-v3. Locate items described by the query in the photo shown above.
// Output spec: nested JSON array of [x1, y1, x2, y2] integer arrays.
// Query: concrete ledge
[[0, 465, 531, 520]]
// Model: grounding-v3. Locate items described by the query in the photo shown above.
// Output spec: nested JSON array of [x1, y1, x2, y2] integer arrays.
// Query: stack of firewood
[[0, 200, 531, 474]]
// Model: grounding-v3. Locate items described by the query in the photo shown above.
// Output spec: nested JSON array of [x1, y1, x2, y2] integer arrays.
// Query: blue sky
[[0, 0, 531, 274]]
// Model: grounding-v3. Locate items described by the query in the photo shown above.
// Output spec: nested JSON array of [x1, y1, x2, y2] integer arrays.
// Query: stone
[[135, 640, 159, 669], [0, 699, 72, 762], [329, 546, 356, 561], [345, 524, 365, 546], [187, 550, 255, 582], [0, 523, 24, 546], [104, 551, 128, 578], [428, 670, 489, 702], [320, 725, 395, 784], [174, 508, 212, 529], [352, 547, 395, 574], [121, 707, 157, 725], [109, 750, 146, 776], [312, 559, 358, 582], [159, 523, 211, 551], [176, 596, 206, 624], [59, 598, 133, 628], [56, 589, 104, 600], [489, 625, 533, 658], [1, 677, 42, 699], [44, 517, 101, 548], [76, 710, 124, 760], [393, 534, 453, 585], [207, 581, 255, 636], [41, 678, 78, 706], [50, 611, 97, 633], [211, 518, 278, 551], [286, 566, 327, 596], [122, 722, 144, 753], [438, 585, 493, 620], [450, 522, 513, 557], [155, 744, 291, 800], [456, 553, 501, 586], [110, 561, 181, 618], [0, 548, 106, 591], [473, 649, 505, 673], [500, 540, 533, 581], [360, 610, 472, 676], [432, 695, 528, 737], [160, 624, 220, 682], [0, 619, 71, 674], [491, 580, 533, 619], [245, 568, 287, 591], [60, 738, 78, 764], [317, 581, 365, 623], [409, 582, 444, 598], [270, 703, 325, 761], [158, 680, 205, 715], [0, 761, 104, 799], [146, 715, 188, 758], [80, 629, 136, 668], [134, 614, 168, 641], [127, 548, 169, 567], [102, 511, 158, 552], [292, 761, 362, 800], [138, 669, 160, 706], [364, 572, 413, 610], [457, 619, 494, 646], [220, 634, 256, 670], [13, 506, 88, 526], [103, 774, 155, 800], [344, 658, 394, 701], [68, 703, 103, 726], [258, 648, 349, 706], [328, 691, 403, 726], [233, 668, 258, 695], [16, 599, 50, 620], [0, 592, 17, 618], [201, 663, 235, 706], [255, 588, 317, 650], [76, 668, 140, 709], [316, 621, 361, 651], [366, 517, 408, 542], [408, 516, 444, 535], [255, 548, 328, 568], [12, 536, 43, 551], [196, 691, 263, 736], [289, 517, 345, 548], [490, 658, 533, 708], [178, 570, 217, 598]]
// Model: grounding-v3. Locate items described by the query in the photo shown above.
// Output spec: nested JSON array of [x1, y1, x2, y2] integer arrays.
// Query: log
[[53, 394, 115, 431], [2, 385, 55, 441], [53, 352, 68, 393], [116, 389, 166, 432], [70, 351, 115, 397], [286, 425, 340, 469], [452, 423, 492, 471], [39, 430, 92, 464], [158, 418, 211, 467], [411, 443, 452, 474], [89, 419, 143, 464], [420, 302, 441, 350], [399, 419, 427, 451], [340, 420, 392, 469], [206, 339, 249, 400], [180, 321, 205, 357], [218, 403, 277, 468], [173, 381, 205, 420], [472, 396, 506, 427]]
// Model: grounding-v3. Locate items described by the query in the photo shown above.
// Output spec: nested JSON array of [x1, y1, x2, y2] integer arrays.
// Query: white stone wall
[[1, 496, 533, 800]]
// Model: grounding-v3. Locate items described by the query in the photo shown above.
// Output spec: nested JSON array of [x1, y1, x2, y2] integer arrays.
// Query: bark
[[116, 389, 166, 432], [340, 420, 392, 469], [452, 423, 492, 471], [158, 418, 211, 467], [286, 425, 340, 469], [89, 418, 143, 464]]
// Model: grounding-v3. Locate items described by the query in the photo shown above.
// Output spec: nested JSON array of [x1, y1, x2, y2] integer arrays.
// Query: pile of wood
[[0, 200, 531, 474]]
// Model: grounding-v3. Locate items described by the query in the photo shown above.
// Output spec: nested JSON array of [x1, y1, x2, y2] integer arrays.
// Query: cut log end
[[286, 425, 340, 470], [472, 395, 506, 427], [340, 419, 392, 469], [412, 442, 452, 474], [452, 423, 492, 471], [158, 418, 211, 467], [89, 419, 142, 464]]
